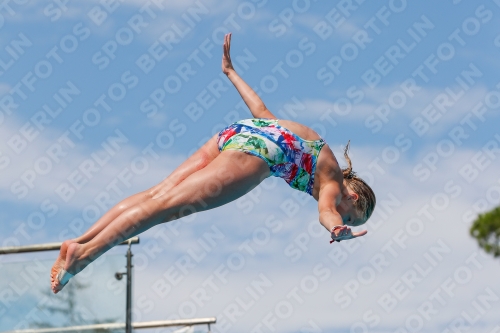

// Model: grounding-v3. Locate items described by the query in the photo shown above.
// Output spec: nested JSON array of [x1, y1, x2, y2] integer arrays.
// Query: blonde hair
[[342, 141, 376, 222]]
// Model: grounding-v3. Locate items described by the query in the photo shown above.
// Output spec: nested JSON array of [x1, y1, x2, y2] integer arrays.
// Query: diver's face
[[338, 186, 363, 227]]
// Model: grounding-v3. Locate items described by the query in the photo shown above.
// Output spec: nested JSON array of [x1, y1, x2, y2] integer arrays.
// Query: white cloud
[[296, 84, 497, 140], [2, 112, 500, 332], [0, 116, 185, 211], [103, 141, 500, 332], [2, 2, 499, 331]]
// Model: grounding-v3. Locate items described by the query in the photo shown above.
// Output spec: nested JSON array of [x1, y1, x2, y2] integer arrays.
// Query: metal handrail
[[134, 317, 216, 329], [0, 238, 217, 333], [0, 237, 140, 255], [2, 317, 217, 333]]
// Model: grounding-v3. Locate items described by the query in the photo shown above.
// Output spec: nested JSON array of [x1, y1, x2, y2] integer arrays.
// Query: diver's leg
[[51, 134, 220, 284], [52, 151, 269, 293]]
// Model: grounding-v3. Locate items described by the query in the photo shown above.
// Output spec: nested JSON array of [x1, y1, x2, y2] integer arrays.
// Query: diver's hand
[[222, 33, 234, 75], [330, 225, 367, 243]]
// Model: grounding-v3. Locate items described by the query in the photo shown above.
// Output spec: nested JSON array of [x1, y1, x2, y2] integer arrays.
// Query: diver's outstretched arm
[[317, 182, 368, 242], [222, 33, 276, 119]]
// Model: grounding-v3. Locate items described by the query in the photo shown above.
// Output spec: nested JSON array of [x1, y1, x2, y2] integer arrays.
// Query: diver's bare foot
[[50, 240, 75, 284], [51, 242, 88, 294]]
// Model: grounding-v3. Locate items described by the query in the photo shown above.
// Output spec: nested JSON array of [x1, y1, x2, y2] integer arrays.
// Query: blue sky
[[1, 0, 500, 332]]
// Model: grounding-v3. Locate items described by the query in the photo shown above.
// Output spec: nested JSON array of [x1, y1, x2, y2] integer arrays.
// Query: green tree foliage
[[470, 206, 500, 257]]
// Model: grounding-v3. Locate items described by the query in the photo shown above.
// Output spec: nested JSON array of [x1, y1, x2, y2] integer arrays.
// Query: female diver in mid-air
[[51, 33, 376, 293]]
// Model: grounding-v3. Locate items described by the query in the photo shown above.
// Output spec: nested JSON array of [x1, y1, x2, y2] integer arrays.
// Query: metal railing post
[[125, 239, 133, 333]]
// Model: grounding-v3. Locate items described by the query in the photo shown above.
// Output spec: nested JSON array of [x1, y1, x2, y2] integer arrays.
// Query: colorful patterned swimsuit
[[217, 119, 326, 196]]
